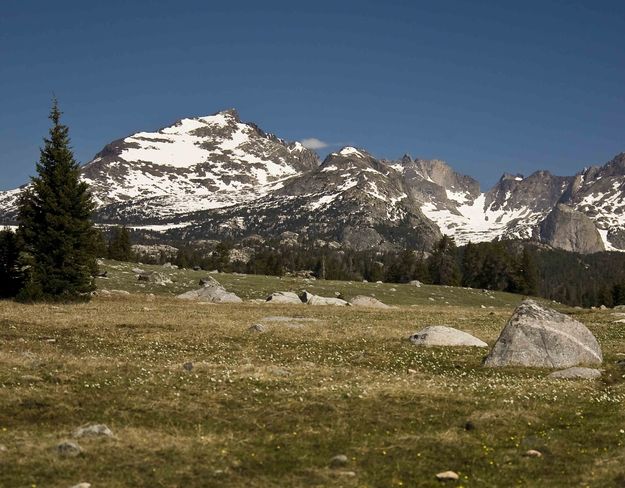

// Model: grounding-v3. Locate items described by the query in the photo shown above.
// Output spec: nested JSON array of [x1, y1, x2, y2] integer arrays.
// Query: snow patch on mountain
[[338, 147, 367, 158], [422, 193, 542, 245]]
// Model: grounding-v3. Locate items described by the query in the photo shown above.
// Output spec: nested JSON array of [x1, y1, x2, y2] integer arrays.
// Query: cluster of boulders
[[264, 290, 392, 308], [409, 299, 604, 379], [176, 277, 242, 303], [176, 281, 395, 308], [52, 423, 114, 487]]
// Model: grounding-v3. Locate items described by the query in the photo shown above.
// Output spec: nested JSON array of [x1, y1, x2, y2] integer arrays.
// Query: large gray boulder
[[484, 300, 603, 368], [349, 295, 391, 309], [177, 284, 242, 303], [265, 292, 303, 304], [409, 326, 487, 347], [539, 204, 605, 254], [307, 295, 350, 306]]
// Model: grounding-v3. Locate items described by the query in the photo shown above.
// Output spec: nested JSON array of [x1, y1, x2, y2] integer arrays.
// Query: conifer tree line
[[165, 236, 625, 308]]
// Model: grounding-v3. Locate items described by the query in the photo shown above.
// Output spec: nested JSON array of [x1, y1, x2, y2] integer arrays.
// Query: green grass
[[97, 259, 528, 308], [0, 261, 624, 487]]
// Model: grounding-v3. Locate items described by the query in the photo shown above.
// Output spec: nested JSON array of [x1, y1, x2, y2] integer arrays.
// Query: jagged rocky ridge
[[1, 109, 624, 253]]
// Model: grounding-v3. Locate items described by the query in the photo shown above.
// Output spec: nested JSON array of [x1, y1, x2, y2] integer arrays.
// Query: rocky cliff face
[[555, 153, 625, 250], [168, 147, 442, 251], [0, 109, 623, 253], [539, 204, 605, 254]]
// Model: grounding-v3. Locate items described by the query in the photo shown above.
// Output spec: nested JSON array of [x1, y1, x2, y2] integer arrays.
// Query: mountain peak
[[336, 146, 369, 158], [214, 108, 240, 121], [499, 173, 524, 182]]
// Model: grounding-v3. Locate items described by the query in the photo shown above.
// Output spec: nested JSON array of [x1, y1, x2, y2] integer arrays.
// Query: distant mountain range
[[2, 109, 624, 254]]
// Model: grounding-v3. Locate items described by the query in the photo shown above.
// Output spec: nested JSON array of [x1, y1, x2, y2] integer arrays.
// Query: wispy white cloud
[[300, 137, 329, 150]]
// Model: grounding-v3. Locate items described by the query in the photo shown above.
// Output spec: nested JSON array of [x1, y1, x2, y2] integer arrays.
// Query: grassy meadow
[[0, 261, 624, 487]]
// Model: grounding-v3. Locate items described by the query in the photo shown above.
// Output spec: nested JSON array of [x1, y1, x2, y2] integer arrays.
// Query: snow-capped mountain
[[1, 109, 624, 254], [83, 109, 318, 223], [171, 147, 442, 251]]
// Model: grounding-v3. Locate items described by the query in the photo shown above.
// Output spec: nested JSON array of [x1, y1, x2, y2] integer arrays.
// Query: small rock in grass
[[248, 323, 266, 333], [110, 290, 130, 295], [329, 454, 349, 468], [332, 471, 356, 477], [183, 362, 194, 371], [20, 375, 44, 382], [268, 366, 289, 377], [265, 291, 302, 304], [548, 367, 601, 380], [349, 296, 391, 309], [407, 368, 417, 374], [0, 444, 7, 452], [409, 326, 487, 347], [524, 449, 542, 458], [56, 441, 82, 457], [436, 470, 459, 481], [73, 424, 113, 438], [69, 483, 91, 488]]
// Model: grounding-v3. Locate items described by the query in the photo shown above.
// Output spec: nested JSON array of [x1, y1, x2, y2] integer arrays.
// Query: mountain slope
[[167, 147, 442, 250], [1, 110, 625, 253], [78, 109, 318, 223]]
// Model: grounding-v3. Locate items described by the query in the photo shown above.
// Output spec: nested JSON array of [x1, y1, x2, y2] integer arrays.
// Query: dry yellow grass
[[1, 269, 624, 487]]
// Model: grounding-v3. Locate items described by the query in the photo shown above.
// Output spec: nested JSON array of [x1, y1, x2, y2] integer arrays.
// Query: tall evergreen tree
[[519, 247, 539, 295], [17, 100, 97, 302], [0, 229, 23, 298], [107, 226, 132, 261], [461, 241, 482, 288], [428, 235, 461, 286]]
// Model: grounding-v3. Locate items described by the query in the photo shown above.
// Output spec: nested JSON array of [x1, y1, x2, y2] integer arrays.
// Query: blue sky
[[1, 0, 624, 190]]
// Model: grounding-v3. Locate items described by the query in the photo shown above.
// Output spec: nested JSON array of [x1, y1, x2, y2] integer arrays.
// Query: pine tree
[[428, 235, 461, 286], [17, 100, 97, 302], [519, 247, 539, 295], [0, 229, 23, 298], [107, 226, 132, 261], [461, 241, 482, 288]]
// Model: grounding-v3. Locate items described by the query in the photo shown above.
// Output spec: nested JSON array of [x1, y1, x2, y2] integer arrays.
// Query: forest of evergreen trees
[[125, 232, 625, 309]]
